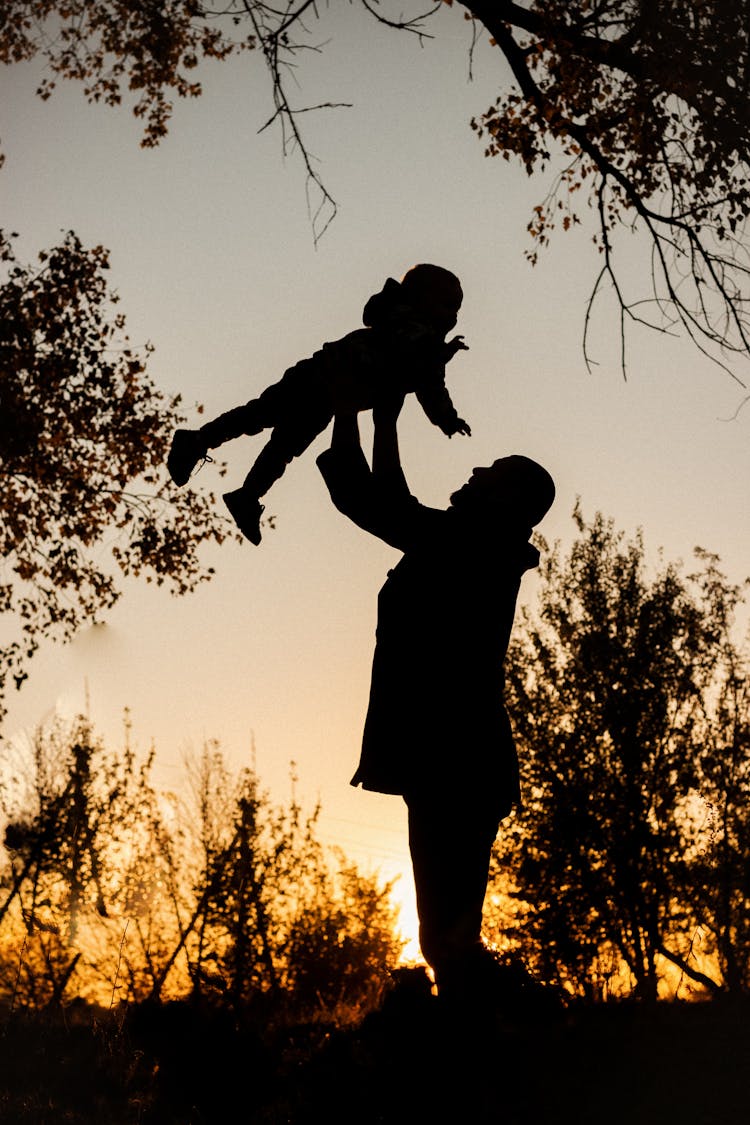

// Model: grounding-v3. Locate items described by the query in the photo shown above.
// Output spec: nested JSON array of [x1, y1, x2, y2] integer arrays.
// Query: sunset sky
[[3, 5, 749, 955]]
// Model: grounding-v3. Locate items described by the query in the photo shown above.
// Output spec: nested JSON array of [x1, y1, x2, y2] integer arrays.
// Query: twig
[[109, 919, 129, 1011]]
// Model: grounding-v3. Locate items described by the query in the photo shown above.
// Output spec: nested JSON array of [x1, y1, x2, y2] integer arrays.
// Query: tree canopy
[[2, 4, 748, 715], [0, 230, 235, 722], [3, 1, 750, 381], [486, 505, 750, 1000], [470, 1, 750, 380], [0, 717, 403, 1015]]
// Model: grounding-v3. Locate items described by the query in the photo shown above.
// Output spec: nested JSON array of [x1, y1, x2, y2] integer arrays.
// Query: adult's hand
[[331, 411, 361, 450], [372, 391, 406, 484], [372, 390, 405, 428]]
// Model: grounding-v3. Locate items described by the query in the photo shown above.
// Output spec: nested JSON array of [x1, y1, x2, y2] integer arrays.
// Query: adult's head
[[449, 455, 555, 529]]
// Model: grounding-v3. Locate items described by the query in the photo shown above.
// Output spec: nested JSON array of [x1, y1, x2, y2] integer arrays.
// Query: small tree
[[284, 855, 403, 1021], [688, 557, 750, 993], [0, 723, 405, 1019], [0, 231, 235, 721], [487, 505, 748, 1000], [0, 713, 155, 1006], [175, 747, 404, 1019]]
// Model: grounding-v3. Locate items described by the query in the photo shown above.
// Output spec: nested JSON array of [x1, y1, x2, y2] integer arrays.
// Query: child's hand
[[445, 335, 469, 361]]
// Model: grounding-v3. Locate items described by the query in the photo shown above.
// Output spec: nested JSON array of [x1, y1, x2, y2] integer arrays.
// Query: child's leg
[[199, 398, 267, 448], [220, 435, 292, 547], [223, 412, 330, 544], [198, 361, 320, 449], [220, 435, 289, 546], [244, 401, 334, 497], [169, 358, 328, 487], [240, 429, 302, 498], [167, 399, 270, 487]]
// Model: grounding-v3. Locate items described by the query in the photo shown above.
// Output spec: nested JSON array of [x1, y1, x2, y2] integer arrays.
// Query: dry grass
[[1, 985, 748, 1124]]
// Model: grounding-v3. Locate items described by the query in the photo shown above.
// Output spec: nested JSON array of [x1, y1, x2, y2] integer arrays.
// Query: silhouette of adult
[[317, 399, 555, 1007]]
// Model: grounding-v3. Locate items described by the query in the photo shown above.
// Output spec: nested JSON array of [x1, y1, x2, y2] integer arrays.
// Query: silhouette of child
[[166, 263, 471, 544]]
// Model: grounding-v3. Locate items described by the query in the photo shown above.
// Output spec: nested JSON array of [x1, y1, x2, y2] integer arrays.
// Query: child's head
[[400, 264, 463, 333]]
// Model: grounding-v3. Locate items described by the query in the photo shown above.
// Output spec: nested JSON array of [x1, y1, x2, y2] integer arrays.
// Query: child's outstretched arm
[[444, 335, 469, 363], [415, 380, 471, 438]]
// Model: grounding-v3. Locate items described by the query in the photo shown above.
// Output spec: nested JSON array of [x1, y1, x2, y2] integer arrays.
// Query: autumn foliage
[[486, 506, 750, 1000], [3, 3, 750, 367], [0, 718, 403, 1018], [0, 0, 247, 147], [0, 231, 233, 719]]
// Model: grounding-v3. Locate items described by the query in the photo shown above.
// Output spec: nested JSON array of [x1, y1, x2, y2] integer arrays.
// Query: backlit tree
[[487, 505, 749, 1000], [3, 1, 750, 380], [0, 230, 235, 721]]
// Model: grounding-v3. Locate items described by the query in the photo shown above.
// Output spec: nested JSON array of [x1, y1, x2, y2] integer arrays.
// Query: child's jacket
[[305, 277, 466, 436]]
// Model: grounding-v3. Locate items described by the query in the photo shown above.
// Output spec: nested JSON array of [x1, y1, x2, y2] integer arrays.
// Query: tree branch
[[470, 4, 750, 382], [658, 942, 722, 995]]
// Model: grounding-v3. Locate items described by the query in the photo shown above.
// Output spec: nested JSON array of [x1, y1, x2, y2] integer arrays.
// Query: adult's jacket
[[317, 443, 540, 817]]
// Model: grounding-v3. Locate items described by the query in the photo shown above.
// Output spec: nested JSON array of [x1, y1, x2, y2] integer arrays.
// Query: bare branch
[[240, 0, 341, 242], [359, 0, 442, 37], [471, 5, 750, 383], [718, 394, 750, 423]]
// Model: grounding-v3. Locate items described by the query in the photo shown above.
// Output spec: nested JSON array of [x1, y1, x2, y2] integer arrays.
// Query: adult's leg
[[404, 789, 501, 1001]]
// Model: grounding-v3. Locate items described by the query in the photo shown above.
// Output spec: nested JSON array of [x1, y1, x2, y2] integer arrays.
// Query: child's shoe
[[167, 429, 208, 486], [223, 489, 264, 545]]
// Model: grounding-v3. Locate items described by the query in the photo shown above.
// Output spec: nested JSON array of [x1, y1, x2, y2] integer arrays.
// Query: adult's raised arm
[[316, 411, 388, 543], [316, 401, 423, 551], [371, 393, 409, 497]]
